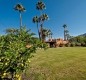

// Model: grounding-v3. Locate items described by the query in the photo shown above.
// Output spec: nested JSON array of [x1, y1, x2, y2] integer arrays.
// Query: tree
[[32, 16, 40, 39], [36, 1, 49, 41], [39, 14, 49, 23], [14, 4, 26, 29], [65, 30, 69, 40], [63, 24, 67, 40], [48, 29, 53, 39], [39, 14, 49, 41], [41, 28, 52, 41], [36, 1, 46, 12]]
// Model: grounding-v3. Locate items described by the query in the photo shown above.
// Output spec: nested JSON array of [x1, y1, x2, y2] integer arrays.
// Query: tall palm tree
[[39, 13, 49, 40], [39, 14, 49, 22], [36, 1, 49, 42], [14, 4, 25, 29], [36, 1, 47, 23], [65, 30, 69, 40], [48, 29, 53, 39], [36, 1, 46, 11], [63, 24, 67, 40], [66, 34, 70, 40], [33, 16, 40, 39]]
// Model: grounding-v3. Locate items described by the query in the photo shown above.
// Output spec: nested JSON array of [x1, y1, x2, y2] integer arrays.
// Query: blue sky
[[0, 0, 86, 38]]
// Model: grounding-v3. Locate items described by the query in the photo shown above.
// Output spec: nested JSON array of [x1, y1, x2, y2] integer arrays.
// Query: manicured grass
[[25, 47, 86, 80]]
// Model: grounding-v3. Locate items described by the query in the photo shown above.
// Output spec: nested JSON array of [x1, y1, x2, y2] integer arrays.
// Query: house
[[45, 38, 68, 47], [46, 39, 56, 48]]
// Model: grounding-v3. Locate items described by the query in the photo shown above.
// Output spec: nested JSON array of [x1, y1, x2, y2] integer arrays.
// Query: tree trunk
[[20, 12, 22, 29], [40, 24, 43, 41], [37, 23, 41, 40], [64, 28, 66, 41]]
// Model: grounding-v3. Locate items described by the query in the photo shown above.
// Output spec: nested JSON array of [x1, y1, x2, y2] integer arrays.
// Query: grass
[[24, 47, 86, 80]]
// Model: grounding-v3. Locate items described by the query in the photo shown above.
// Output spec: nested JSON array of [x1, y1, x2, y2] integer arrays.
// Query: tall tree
[[33, 16, 40, 39], [63, 24, 67, 40], [65, 30, 69, 40], [39, 14, 49, 23], [14, 4, 25, 29], [39, 13, 49, 41], [36, 1, 46, 12], [48, 29, 53, 39], [36, 0, 49, 41]]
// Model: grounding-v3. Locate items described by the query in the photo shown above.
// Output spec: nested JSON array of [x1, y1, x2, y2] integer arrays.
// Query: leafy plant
[[0, 27, 47, 80]]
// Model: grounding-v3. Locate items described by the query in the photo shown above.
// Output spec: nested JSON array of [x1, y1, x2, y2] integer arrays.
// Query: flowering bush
[[0, 27, 47, 80]]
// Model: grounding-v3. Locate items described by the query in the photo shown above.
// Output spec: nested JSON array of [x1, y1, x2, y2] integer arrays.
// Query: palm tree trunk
[[64, 28, 66, 41], [64, 30, 65, 40], [40, 24, 42, 41], [51, 34, 52, 39], [40, 23, 46, 42], [37, 22, 41, 40], [40, 10, 43, 41], [20, 12, 22, 29], [40, 23, 45, 42]]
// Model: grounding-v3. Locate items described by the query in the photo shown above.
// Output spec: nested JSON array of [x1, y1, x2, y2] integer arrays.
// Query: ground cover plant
[[25, 47, 86, 80]]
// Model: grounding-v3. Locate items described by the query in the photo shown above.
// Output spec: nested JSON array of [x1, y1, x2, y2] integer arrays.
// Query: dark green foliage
[[69, 36, 86, 47], [36, 1, 46, 10], [14, 4, 26, 12], [0, 27, 48, 79], [75, 42, 81, 46], [65, 43, 71, 47], [70, 42, 76, 47], [34, 0, 50, 41]]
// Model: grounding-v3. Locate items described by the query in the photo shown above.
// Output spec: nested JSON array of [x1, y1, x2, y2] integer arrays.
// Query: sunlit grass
[[25, 47, 86, 80]]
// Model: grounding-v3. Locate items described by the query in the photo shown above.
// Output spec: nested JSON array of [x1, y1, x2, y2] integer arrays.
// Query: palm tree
[[36, 1, 47, 23], [48, 29, 53, 39], [36, 1, 49, 41], [36, 1, 46, 12], [33, 16, 40, 39], [39, 14, 49, 22], [41, 28, 52, 42], [39, 13, 49, 27], [66, 34, 70, 40], [14, 4, 25, 29], [63, 24, 67, 40], [39, 13, 49, 40], [65, 30, 69, 40], [42, 28, 48, 42]]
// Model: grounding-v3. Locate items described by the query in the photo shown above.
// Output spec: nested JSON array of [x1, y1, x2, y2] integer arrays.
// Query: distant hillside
[[78, 33, 86, 37]]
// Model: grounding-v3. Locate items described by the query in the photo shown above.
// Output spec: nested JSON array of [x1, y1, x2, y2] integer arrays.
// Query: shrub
[[81, 42, 86, 47], [65, 43, 71, 47], [0, 27, 47, 80], [70, 42, 76, 47], [75, 43, 81, 46]]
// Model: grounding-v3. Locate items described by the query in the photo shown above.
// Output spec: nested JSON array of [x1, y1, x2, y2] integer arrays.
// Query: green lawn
[[24, 47, 86, 80]]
